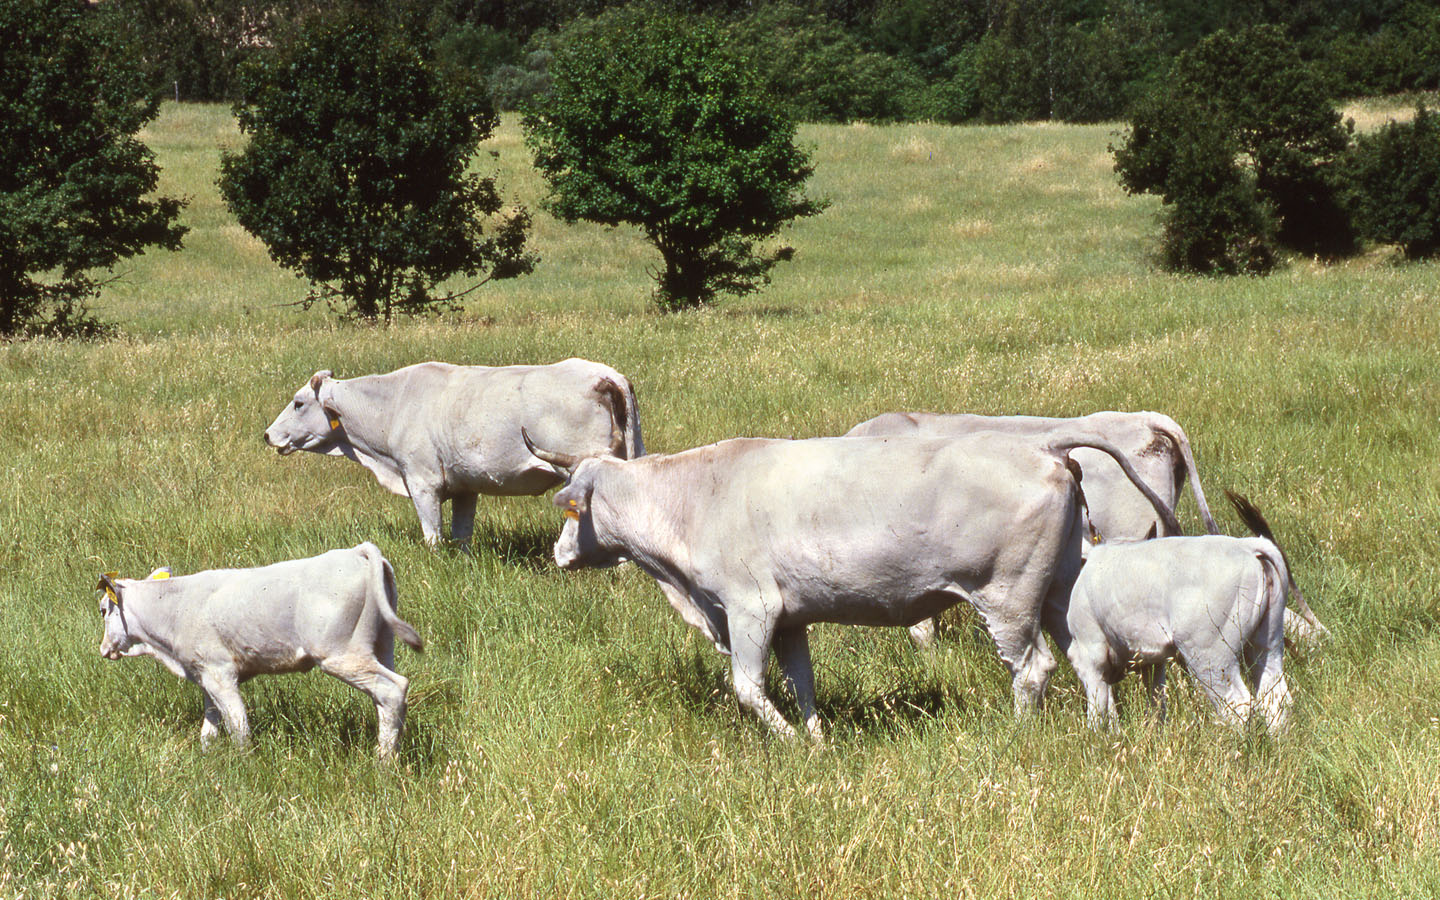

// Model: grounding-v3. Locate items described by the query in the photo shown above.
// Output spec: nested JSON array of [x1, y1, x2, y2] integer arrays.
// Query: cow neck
[[329, 376, 408, 496]]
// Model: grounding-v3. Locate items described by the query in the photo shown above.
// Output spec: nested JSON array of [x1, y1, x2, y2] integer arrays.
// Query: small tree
[[218, 12, 534, 322], [1344, 104, 1440, 259], [0, 0, 187, 337], [524, 5, 825, 310], [1113, 25, 1354, 272]]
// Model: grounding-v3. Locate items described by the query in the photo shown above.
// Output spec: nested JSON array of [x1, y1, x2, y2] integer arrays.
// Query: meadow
[[2, 99, 1438, 898]]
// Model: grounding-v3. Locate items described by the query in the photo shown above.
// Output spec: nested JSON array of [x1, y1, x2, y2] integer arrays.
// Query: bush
[[218, 11, 535, 322], [525, 4, 825, 310], [0, 0, 187, 337], [1173, 25, 1355, 256], [1115, 91, 1278, 275], [1344, 105, 1440, 259], [1113, 25, 1356, 273]]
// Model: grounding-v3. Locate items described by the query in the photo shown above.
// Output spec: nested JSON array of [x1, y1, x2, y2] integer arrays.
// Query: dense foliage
[[90, 0, 1440, 123], [1344, 104, 1440, 259], [1114, 25, 1354, 273], [0, 0, 187, 337], [217, 12, 535, 321], [524, 6, 825, 309]]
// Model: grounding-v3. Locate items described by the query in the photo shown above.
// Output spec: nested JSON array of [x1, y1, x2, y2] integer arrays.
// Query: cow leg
[[907, 618, 937, 649], [408, 488, 445, 546], [320, 655, 411, 758], [199, 688, 223, 748], [981, 582, 1057, 714], [1140, 662, 1168, 724], [774, 625, 823, 742], [449, 494, 477, 551], [198, 672, 249, 748], [1189, 660, 1253, 730], [1066, 644, 1116, 731], [727, 605, 795, 738]]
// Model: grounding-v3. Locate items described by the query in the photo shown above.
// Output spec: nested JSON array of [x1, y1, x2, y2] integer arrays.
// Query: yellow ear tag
[[563, 509, 580, 521], [329, 418, 341, 430], [102, 571, 119, 603], [152, 570, 170, 580]]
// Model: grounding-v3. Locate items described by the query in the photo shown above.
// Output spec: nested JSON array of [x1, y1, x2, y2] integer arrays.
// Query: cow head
[[97, 568, 170, 660], [96, 573, 136, 660], [264, 370, 344, 456], [550, 459, 623, 569]]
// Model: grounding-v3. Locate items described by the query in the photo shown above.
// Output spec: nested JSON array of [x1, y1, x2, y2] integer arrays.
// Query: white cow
[[1065, 493, 1293, 735], [263, 359, 643, 547], [847, 410, 1328, 649], [96, 543, 423, 756], [525, 430, 1180, 739]]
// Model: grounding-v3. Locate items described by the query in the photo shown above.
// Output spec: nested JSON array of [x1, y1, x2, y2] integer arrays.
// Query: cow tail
[[1253, 537, 1290, 651], [595, 376, 645, 459], [1044, 435, 1183, 537], [360, 543, 424, 652], [1143, 412, 1219, 534], [1225, 490, 1328, 644]]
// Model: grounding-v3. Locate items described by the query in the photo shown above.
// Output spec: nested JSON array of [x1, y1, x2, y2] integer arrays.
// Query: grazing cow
[[525, 430, 1180, 739], [1064, 492, 1293, 736], [263, 359, 644, 547], [95, 543, 423, 757], [846, 410, 1328, 649]]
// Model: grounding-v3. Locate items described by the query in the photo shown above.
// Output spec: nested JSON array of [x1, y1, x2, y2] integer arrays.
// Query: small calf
[[1065, 494, 1293, 735], [96, 542, 423, 757]]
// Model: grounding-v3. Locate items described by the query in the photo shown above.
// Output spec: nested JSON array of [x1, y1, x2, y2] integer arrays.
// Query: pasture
[[3, 99, 1439, 898]]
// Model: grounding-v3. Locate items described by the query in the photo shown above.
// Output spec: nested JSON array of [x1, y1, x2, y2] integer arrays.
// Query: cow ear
[[308, 370, 333, 394], [554, 482, 590, 519]]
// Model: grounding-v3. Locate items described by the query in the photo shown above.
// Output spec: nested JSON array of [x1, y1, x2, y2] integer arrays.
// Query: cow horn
[[522, 428, 579, 472], [96, 572, 122, 606]]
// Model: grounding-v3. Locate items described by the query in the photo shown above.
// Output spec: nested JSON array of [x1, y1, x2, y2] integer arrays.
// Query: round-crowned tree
[[218, 11, 535, 322], [0, 0, 187, 337], [1113, 24, 1354, 273], [523, 5, 826, 310]]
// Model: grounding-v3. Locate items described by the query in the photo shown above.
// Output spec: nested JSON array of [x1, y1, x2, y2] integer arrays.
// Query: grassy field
[[3, 99, 1439, 898]]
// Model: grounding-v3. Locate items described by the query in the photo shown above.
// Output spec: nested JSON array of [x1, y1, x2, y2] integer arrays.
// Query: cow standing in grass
[[96, 543, 422, 757], [264, 359, 643, 548], [1064, 492, 1294, 735], [525, 429, 1181, 739]]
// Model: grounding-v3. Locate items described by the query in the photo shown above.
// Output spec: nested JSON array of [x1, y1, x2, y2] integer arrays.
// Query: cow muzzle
[[263, 431, 297, 455]]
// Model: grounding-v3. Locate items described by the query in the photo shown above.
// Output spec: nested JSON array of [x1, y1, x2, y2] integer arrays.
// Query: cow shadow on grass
[[606, 639, 976, 740], [368, 517, 558, 568]]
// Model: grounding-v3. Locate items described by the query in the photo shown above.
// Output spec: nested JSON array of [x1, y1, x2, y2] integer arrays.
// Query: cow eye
[[293, 399, 303, 409]]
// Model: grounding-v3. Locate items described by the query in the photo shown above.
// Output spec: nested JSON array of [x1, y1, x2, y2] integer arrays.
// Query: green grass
[[4, 100, 1440, 898]]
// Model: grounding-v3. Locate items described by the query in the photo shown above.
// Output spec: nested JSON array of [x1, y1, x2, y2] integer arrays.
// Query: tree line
[[5, 0, 1440, 338], [97, 0, 1440, 123]]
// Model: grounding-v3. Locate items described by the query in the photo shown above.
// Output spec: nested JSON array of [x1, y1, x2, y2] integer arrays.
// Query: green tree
[[1113, 25, 1354, 272], [1344, 104, 1440, 259], [218, 11, 534, 322], [524, 5, 826, 310], [0, 0, 187, 337]]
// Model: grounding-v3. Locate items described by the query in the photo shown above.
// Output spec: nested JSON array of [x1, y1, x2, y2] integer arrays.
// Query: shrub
[[0, 0, 187, 337], [525, 4, 825, 310], [1115, 91, 1277, 275], [1344, 105, 1440, 259], [218, 11, 535, 322], [1113, 24, 1356, 272]]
